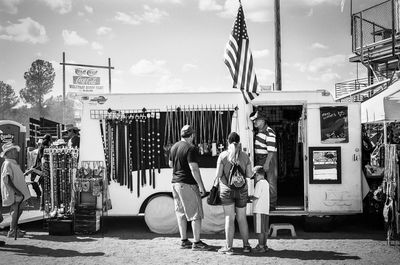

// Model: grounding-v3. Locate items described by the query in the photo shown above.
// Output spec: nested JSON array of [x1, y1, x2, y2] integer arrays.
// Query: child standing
[[250, 166, 270, 253]]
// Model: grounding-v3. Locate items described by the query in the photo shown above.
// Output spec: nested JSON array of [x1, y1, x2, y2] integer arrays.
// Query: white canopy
[[361, 80, 400, 123]]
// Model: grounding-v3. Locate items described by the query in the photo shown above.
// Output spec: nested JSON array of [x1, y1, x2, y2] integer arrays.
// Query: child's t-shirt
[[252, 179, 270, 214]]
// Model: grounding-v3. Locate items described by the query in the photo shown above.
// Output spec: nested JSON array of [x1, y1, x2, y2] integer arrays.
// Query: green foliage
[[20, 59, 55, 117], [0, 81, 19, 119]]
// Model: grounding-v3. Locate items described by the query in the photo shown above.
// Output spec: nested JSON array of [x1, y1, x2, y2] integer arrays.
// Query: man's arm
[[189, 162, 206, 196]]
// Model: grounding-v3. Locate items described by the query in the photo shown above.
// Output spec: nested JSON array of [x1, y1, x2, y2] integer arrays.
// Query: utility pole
[[274, 0, 282, 91]]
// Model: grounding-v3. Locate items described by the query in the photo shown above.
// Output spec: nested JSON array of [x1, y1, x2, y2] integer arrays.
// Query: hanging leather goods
[[198, 109, 204, 155], [141, 113, 147, 186], [225, 107, 232, 148], [203, 107, 210, 155], [163, 108, 172, 165], [135, 114, 141, 197], [128, 116, 134, 193], [147, 112, 152, 186], [151, 112, 156, 189], [211, 108, 218, 156], [156, 112, 161, 174], [217, 107, 224, 155]]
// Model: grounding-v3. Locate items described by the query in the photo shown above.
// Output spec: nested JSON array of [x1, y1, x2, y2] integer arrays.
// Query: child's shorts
[[253, 213, 269, 234]]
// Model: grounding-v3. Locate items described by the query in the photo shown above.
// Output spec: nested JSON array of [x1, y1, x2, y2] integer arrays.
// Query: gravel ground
[[0, 215, 399, 265]]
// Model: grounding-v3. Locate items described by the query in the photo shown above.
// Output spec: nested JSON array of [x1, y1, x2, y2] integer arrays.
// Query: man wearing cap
[[250, 110, 278, 210], [1, 142, 31, 238], [63, 125, 80, 148], [169, 125, 210, 251]]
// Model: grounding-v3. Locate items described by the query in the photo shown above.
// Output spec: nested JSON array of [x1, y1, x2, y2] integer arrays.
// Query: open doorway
[[254, 105, 304, 210]]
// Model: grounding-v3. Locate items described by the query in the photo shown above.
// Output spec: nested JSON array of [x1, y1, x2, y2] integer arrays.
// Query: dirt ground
[[0, 215, 399, 265]]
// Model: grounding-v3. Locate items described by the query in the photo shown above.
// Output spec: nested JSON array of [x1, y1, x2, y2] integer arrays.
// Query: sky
[[0, 0, 385, 99]]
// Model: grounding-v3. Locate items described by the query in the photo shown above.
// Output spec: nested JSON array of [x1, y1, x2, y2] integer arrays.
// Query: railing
[[352, 0, 398, 59], [335, 76, 388, 102]]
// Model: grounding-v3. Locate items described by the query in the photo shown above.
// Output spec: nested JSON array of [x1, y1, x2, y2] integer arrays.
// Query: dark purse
[[207, 177, 221, 205], [207, 186, 221, 205]]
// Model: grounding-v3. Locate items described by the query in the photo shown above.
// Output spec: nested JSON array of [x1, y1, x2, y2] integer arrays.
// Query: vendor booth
[[360, 79, 400, 244]]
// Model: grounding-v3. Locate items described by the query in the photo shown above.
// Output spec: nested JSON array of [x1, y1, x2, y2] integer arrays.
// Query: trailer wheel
[[144, 195, 179, 234], [304, 215, 335, 232]]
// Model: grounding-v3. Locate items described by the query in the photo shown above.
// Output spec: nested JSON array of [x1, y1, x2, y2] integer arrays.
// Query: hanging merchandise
[[42, 147, 79, 218], [91, 105, 236, 197]]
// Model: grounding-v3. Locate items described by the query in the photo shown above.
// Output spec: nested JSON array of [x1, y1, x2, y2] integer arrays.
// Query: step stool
[[269, 223, 296, 237]]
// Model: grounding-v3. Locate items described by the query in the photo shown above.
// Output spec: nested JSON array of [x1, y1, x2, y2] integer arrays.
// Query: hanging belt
[[135, 115, 140, 197]]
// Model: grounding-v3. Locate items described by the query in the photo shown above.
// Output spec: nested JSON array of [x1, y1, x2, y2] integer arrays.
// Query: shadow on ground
[[1, 214, 386, 242], [241, 248, 361, 261], [0, 244, 104, 257]]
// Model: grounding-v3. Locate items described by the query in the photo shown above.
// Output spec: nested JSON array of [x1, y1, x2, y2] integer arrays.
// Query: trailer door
[[306, 103, 362, 214]]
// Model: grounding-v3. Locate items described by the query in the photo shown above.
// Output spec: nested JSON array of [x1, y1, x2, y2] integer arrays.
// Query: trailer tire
[[144, 195, 179, 234], [304, 215, 334, 232]]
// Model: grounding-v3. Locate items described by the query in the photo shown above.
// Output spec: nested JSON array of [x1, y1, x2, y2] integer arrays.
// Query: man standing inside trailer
[[250, 111, 278, 210]]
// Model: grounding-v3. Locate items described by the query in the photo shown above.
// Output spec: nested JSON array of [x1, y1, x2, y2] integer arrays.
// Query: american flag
[[224, 4, 259, 104]]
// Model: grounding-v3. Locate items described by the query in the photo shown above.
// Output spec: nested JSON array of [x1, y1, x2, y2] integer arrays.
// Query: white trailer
[[79, 90, 362, 233]]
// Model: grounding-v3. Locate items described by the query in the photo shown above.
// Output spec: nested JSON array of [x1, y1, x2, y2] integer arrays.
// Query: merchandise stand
[[74, 160, 108, 234], [42, 147, 79, 235], [362, 122, 400, 244]]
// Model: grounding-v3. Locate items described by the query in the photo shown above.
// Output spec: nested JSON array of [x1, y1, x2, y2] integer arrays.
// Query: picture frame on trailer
[[309, 146, 342, 184]]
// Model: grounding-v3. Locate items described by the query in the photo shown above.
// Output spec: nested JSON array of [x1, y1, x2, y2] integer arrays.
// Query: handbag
[[207, 185, 221, 205]]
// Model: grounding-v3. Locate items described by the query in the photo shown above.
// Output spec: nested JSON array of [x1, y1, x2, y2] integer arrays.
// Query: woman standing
[[216, 132, 252, 254]]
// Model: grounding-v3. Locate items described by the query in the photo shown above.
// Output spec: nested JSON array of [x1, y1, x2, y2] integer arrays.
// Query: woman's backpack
[[228, 162, 246, 189]]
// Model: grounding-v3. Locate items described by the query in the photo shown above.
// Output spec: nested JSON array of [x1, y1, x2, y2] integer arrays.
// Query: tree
[[20, 59, 55, 117], [0, 81, 19, 119], [44, 95, 76, 125]]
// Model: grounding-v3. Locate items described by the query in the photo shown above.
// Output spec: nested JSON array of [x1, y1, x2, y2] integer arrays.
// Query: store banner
[[320, 106, 349, 143], [67, 66, 107, 94]]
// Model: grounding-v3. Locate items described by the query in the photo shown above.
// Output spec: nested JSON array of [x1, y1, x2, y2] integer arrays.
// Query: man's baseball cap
[[249, 111, 266, 121], [181, 125, 194, 137]]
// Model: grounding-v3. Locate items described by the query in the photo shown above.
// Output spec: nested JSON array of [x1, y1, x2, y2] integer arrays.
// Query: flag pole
[[274, 0, 282, 91]]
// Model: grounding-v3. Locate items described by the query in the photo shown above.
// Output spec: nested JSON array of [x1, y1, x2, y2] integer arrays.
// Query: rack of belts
[[95, 108, 161, 198], [42, 147, 79, 216], [91, 105, 238, 197], [163, 105, 237, 165]]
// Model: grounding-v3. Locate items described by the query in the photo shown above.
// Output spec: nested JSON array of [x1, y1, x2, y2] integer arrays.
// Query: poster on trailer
[[67, 66, 107, 94], [320, 106, 349, 144]]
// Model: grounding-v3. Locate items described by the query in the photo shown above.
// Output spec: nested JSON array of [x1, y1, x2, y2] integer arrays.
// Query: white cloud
[[115, 5, 168, 25], [157, 74, 185, 92], [0, 17, 48, 44], [214, 0, 340, 22], [130, 59, 169, 76], [256, 68, 274, 85], [199, 0, 223, 11], [115, 12, 141, 25], [91, 41, 103, 50], [91, 41, 103, 55], [308, 72, 341, 82], [182, 63, 198, 72], [307, 54, 346, 73], [253, 49, 270, 59], [62, 30, 88, 46], [84, 5, 93, 14], [38, 0, 72, 14], [96, 26, 112, 36], [311, 42, 328, 49], [0, 0, 22, 14]]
